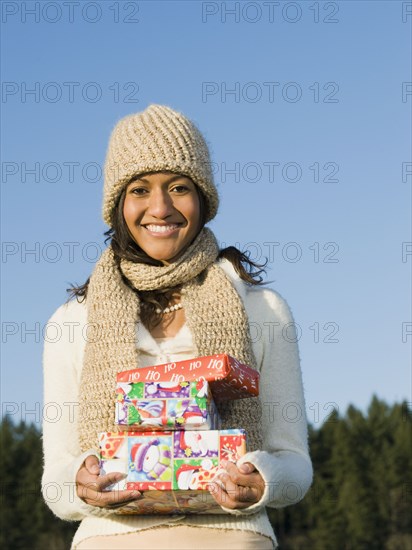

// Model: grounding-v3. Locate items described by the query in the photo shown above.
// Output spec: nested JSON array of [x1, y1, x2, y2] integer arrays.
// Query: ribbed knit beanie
[[103, 104, 219, 226]]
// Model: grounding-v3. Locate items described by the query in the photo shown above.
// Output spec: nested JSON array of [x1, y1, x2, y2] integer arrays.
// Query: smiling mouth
[[143, 224, 181, 234]]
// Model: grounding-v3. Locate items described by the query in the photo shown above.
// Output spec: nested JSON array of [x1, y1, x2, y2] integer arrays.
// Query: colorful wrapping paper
[[115, 379, 220, 431], [99, 429, 247, 514]]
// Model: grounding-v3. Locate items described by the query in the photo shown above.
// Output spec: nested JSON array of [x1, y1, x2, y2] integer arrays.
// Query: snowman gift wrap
[[130, 437, 172, 484]]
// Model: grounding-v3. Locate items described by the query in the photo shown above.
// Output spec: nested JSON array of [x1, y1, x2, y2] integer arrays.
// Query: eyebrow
[[134, 174, 189, 185]]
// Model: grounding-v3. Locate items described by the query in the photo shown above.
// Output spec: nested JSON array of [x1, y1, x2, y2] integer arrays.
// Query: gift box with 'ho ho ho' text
[[116, 354, 259, 403]]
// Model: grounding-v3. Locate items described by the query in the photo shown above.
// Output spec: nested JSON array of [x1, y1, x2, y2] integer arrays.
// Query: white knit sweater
[[42, 259, 313, 549]]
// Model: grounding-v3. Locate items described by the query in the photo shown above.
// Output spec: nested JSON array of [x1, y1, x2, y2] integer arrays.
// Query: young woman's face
[[123, 172, 201, 265]]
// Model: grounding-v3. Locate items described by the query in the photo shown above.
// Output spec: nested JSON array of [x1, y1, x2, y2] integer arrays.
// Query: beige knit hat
[[103, 104, 219, 226]]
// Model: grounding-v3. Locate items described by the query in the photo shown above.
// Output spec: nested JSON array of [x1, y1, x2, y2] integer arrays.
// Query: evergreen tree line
[[1, 396, 411, 550]]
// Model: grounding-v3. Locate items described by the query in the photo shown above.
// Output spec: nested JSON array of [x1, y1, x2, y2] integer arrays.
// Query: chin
[[145, 251, 177, 264]]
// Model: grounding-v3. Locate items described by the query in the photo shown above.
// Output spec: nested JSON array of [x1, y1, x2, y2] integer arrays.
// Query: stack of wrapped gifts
[[99, 353, 259, 514]]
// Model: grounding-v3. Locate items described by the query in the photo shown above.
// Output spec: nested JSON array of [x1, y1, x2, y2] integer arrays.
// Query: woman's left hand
[[208, 460, 265, 510]]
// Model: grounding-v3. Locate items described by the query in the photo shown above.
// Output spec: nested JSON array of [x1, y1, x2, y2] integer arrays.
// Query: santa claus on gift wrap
[[175, 460, 221, 491], [131, 438, 172, 482], [178, 430, 217, 457]]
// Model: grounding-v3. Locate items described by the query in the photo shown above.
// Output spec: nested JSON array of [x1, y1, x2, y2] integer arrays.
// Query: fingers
[[94, 471, 127, 492], [76, 460, 141, 509], [208, 479, 257, 509], [237, 462, 256, 474], [224, 461, 258, 488], [79, 486, 141, 508], [214, 472, 260, 503], [208, 461, 264, 509], [76, 461, 126, 492], [84, 454, 100, 476]]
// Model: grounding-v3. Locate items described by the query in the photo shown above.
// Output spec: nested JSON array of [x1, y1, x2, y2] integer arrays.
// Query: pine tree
[[269, 398, 412, 549], [1, 397, 411, 549], [0, 418, 78, 549], [0, 416, 18, 548], [385, 401, 412, 549], [308, 408, 349, 549]]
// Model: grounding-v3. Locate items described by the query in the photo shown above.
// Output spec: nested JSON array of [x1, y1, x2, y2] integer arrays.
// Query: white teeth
[[145, 224, 178, 233]]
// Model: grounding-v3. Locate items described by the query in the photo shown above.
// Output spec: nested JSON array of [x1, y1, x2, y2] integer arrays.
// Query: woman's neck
[[148, 308, 186, 339]]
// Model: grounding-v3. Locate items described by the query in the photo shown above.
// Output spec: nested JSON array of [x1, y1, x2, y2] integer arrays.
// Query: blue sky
[[1, 0, 411, 429]]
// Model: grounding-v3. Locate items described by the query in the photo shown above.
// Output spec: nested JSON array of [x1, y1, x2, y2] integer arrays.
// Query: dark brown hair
[[67, 173, 267, 328]]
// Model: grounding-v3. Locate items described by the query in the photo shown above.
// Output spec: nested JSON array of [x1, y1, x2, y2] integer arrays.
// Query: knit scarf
[[78, 228, 263, 453]]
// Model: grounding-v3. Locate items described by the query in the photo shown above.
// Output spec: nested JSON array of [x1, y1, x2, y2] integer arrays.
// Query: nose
[[146, 188, 174, 219]]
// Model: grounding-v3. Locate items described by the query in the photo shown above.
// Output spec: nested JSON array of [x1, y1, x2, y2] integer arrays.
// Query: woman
[[42, 105, 313, 549]]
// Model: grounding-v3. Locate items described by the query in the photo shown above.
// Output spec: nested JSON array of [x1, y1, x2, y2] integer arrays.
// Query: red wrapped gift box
[[117, 354, 259, 401]]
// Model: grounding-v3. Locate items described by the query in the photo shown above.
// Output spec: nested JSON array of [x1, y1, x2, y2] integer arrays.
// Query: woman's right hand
[[76, 455, 141, 509]]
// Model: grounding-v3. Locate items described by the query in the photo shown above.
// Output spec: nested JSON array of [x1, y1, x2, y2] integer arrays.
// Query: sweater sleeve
[[221, 288, 313, 515], [41, 301, 113, 521]]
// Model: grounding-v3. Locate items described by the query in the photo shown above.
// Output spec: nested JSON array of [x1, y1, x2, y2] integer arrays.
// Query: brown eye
[[173, 185, 188, 192], [130, 187, 147, 195]]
